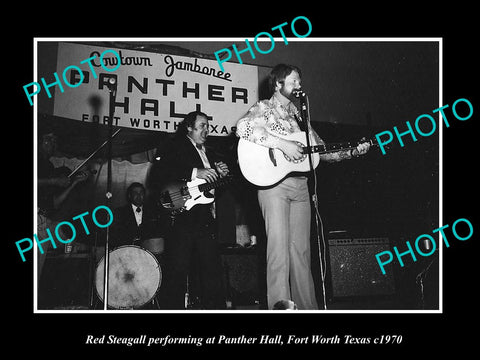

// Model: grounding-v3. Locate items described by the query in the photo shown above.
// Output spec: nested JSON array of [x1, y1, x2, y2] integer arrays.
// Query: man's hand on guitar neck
[[196, 161, 230, 183], [196, 168, 220, 183], [351, 139, 371, 157]]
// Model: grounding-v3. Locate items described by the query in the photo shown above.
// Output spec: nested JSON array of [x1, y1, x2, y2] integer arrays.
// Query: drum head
[[96, 245, 161, 309]]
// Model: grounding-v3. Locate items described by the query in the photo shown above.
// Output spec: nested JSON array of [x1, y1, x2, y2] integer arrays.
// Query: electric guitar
[[237, 132, 378, 187], [159, 175, 234, 214]]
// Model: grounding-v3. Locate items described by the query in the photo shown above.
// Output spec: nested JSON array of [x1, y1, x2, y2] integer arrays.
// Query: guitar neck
[[305, 139, 376, 155], [198, 175, 233, 192]]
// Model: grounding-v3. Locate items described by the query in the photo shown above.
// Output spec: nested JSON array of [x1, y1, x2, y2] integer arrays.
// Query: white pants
[[258, 177, 318, 310]]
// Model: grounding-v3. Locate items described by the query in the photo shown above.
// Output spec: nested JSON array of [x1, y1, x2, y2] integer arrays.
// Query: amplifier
[[221, 250, 264, 307], [328, 237, 395, 298]]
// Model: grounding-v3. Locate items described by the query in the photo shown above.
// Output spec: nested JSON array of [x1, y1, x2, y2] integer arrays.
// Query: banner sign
[[53, 42, 259, 136]]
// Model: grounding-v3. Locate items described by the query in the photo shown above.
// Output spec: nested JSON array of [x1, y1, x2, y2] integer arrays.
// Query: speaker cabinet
[[221, 250, 264, 307], [328, 238, 395, 298], [38, 255, 93, 309]]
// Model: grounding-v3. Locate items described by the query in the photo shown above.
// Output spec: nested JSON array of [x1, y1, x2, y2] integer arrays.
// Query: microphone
[[292, 88, 305, 98]]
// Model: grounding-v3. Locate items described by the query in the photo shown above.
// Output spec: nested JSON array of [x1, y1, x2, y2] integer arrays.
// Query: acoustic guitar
[[237, 132, 378, 186]]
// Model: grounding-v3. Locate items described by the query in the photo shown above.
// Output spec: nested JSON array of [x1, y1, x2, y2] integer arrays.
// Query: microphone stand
[[102, 77, 117, 310], [295, 90, 328, 310], [68, 128, 121, 179], [75, 129, 120, 309], [296, 91, 315, 177]]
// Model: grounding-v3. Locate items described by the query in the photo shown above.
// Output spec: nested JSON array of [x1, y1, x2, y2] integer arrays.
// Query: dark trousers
[[160, 213, 226, 310]]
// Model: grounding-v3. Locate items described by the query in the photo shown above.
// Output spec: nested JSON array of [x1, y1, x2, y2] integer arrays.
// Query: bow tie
[[196, 144, 203, 150], [135, 206, 142, 213]]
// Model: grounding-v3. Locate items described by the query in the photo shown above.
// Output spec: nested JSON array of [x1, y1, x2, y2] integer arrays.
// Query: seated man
[[109, 182, 166, 254]]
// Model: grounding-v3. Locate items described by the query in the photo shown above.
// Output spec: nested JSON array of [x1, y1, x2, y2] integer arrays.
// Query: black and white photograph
[[7, 7, 478, 356], [33, 38, 441, 313]]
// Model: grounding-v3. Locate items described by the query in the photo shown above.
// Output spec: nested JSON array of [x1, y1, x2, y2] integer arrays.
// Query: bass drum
[[95, 245, 161, 309]]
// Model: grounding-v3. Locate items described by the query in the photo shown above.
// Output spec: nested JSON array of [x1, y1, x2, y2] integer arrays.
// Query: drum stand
[[91, 291, 161, 310], [184, 276, 200, 309], [151, 295, 161, 310]]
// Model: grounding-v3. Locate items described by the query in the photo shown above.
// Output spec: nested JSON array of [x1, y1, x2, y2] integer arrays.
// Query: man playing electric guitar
[[152, 110, 229, 310], [236, 64, 371, 310]]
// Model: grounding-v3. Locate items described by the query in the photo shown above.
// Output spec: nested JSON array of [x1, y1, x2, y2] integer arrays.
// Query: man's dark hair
[[176, 110, 209, 136], [126, 182, 145, 201], [268, 64, 302, 94]]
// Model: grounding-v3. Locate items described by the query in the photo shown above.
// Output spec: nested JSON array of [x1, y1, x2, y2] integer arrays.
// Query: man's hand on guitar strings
[[214, 161, 230, 178], [278, 138, 304, 161]]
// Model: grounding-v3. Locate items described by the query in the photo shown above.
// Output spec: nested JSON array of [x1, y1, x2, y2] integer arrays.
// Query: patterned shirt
[[236, 94, 352, 162]]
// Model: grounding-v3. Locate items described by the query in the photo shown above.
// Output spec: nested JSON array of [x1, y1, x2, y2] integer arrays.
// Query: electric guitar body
[[159, 176, 233, 214]]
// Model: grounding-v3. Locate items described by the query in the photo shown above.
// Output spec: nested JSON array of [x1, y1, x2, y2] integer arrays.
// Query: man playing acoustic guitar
[[236, 64, 370, 310]]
